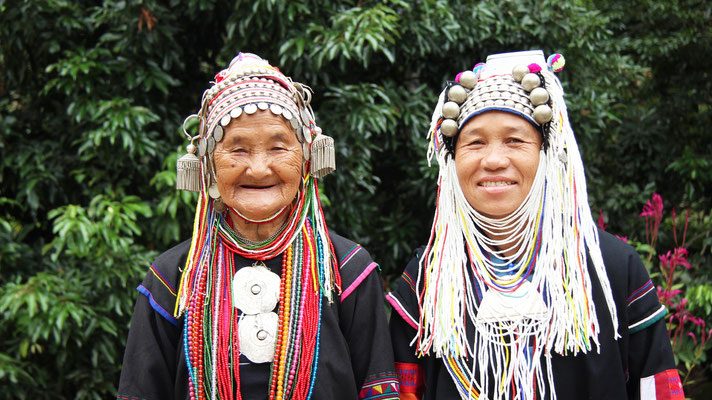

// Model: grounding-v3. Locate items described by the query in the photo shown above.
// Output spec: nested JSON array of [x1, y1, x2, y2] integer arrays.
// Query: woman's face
[[455, 111, 542, 218], [213, 110, 303, 221]]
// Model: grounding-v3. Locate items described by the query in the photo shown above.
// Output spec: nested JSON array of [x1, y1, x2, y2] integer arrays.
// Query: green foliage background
[[1, 0, 710, 398]]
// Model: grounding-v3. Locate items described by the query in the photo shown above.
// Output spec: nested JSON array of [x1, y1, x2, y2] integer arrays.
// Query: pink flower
[[597, 210, 607, 230], [688, 331, 697, 344], [640, 193, 664, 218], [640, 193, 664, 247]]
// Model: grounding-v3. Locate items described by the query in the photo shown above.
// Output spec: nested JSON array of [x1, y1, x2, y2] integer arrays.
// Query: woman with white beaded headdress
[[387, 50, 682, 400], [117, 52, 399, 400]]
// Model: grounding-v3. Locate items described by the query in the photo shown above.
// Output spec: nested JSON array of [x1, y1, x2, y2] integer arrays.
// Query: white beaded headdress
[[417, 50, 619, 400]]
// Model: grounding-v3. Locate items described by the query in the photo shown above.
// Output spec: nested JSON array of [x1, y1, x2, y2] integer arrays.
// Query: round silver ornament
[[459, 70, 478, 89], [512, 64, 529, 82], [448, 85, 467, 104], [207, 136, 215, 154], [303, 126, 312, 144], [232, 262, 281, 315], [530, 87, 550, 106], [521, 73, 541, 92], [198, 138, 207, 157], [213, 125, 224, 142], [302, 141, 310, 160], [208, 183, 221, 199], [290, 117, 299, 130], [282, 109, 293, 120], [244, 104, 258, 114], [220, 115, 231, 127], [440, 119, 459, 137], [257, 102, 269, 111], [533, 105, 553, 124], [442, 101, 460, 119], [237, 313, 278, 363], [270, 104, 283, 115]]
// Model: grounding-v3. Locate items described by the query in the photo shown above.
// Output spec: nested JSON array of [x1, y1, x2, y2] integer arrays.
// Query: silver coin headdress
[[176, 52, 336, 193]]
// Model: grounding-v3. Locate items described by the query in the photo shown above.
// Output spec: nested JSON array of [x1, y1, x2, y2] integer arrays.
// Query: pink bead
[[528, 63, 542, 73], [455, 72, 463, 82]]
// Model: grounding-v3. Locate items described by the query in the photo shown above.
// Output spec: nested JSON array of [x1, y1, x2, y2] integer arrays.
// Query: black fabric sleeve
[[117, 292, 182, 400], [117, 241, 190, 400]]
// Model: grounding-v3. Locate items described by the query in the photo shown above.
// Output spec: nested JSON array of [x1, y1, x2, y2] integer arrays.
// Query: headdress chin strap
[[418, 50, 619, 400]]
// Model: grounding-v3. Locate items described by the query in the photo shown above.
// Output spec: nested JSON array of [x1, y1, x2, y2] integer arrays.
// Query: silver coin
[[270, 104, 282, 115], [230, 107, 243, 119], [220, 115, 231, 127], [257, 102, 268, 111], [282, 109, 293, 120], [303, 126, 312, 143], [302, 142, 310, 160], [213, 125, 224, 142], [198, 138, 207, 156], [207, 136, 215, 154], [244, 104, 257, 114]]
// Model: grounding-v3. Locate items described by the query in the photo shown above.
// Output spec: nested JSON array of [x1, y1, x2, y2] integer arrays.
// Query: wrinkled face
[[455, 111, 542, 218], [213, 110, 303, 221]]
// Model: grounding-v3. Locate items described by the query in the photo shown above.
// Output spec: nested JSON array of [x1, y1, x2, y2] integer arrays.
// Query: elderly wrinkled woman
[[387, 51, 683, 400], [117, 53, 399, 400]]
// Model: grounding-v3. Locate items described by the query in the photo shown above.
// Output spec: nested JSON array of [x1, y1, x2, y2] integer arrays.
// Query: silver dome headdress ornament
[[417, 50, 619, 400], [170, 53, 341, 400]]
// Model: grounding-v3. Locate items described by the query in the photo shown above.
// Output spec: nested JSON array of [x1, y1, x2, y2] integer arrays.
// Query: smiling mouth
[[240, 184, 276, 189], [479, 181, 515, 187]]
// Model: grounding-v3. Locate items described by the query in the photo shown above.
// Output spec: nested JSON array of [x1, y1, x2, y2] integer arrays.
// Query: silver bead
[[533, 105, 553, 124], [186, 144, 196, 154], [448, 85, 467, 104], [458, 70, 478, 89], [256, 330, 268, 341], [521, 73, 541, 92], [440, 119, 458, 137], [495, 99, 505, 106], [442, 101, 460, 119], [512, 64, 529, 82], [251, 284, 262, 295], [530, 87, 550, 106]]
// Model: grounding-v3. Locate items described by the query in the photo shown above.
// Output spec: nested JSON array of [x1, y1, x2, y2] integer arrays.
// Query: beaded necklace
[[176, 175, 339, 400]]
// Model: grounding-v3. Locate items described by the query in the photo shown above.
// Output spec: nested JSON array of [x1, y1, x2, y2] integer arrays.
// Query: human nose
[[481, 144, 509, 170], [245, 151, 272, 177]]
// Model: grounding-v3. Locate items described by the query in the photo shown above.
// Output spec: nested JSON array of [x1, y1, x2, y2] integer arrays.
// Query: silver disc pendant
[[238, 312, 278, 363], [232, 262, 280, 314]]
